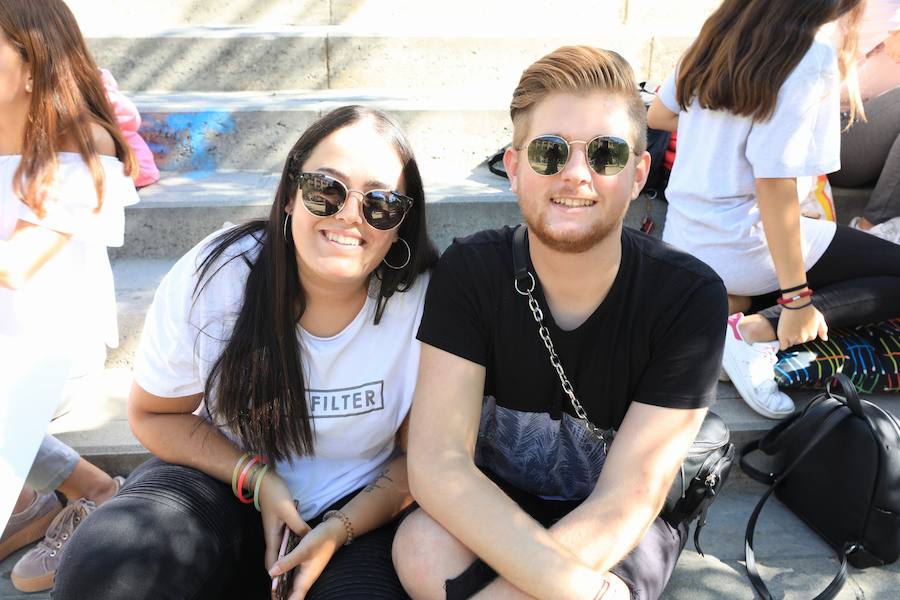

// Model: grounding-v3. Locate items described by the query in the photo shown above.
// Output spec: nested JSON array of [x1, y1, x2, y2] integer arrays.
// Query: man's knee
[[392, 508, 476, 599]]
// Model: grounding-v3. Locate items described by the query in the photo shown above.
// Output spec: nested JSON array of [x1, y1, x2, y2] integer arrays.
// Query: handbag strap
[[744, 407, 853, 600], [740, 401, 843, 484], [511, 225, 613, 448]]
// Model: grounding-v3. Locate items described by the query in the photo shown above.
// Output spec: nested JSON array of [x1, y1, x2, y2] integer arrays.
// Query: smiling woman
[[53, 106, 439, 600]]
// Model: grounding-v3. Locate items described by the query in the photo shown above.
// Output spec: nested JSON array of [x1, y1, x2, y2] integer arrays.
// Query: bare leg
[[727, 294, 751, 316], [392, 509, 629, 600], [13, 486, 37, 514], [56, 459, 118, 506], [735, 314, 777, 344]]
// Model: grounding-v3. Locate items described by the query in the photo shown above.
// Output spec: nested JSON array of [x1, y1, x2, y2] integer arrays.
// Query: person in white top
[[830, 0, 900, 243], [0, 0, 137, 592], [648, 0, 900, 419], [53, 105, 439, 600]]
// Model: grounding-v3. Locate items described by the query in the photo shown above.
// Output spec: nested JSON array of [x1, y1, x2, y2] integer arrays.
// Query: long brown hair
[[675, 0, 867, 123], [196, 106, 438, 462], [0, 0, 136, 218]]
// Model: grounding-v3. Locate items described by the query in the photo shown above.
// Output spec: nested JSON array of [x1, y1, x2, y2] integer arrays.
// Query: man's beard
[[523, 207, 620, 253]]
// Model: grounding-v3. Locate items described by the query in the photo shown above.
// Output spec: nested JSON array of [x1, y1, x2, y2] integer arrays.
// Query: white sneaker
[[850, 216, 900, 244], [722, 313, 795, 419]]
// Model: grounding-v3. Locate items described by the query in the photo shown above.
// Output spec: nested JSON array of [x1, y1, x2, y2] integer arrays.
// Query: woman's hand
[[776, 303, 828, 350], [268, 518, 346, 600], [259, 472, 310, 571]]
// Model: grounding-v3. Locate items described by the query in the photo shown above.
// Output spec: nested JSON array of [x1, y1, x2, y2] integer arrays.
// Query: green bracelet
[[253, 464, 270, 512], [231, 452, 251, 496]]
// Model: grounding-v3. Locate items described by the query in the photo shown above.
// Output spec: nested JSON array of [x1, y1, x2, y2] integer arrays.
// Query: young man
[[392, 46, 728, 600]]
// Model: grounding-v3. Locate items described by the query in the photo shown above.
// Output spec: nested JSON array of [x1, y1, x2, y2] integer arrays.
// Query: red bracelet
[[236, 456, 262, 504], [777, 289, 813, 305]]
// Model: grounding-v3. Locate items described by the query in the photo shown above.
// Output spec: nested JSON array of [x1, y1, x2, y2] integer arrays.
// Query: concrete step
[[663, 478, 900, 599], [130, 90, 512, 174], [113, 167, 669, 259], [67, 0, 723, 31], [87, 27, 662, 92]]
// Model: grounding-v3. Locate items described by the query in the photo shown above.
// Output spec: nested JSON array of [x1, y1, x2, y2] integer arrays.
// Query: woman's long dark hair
[[675, 0, 866, 122], [195, 106, 438, 462]]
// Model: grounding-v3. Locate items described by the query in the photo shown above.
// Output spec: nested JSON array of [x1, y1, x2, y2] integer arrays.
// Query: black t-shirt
[[417, 225, 728, 501]]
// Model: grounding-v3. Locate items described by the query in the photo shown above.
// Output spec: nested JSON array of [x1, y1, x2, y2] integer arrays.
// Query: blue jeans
[[26, 434, 79, 495]]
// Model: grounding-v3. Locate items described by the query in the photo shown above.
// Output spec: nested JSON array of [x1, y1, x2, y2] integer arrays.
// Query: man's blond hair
[[510, 46, 647, 154]]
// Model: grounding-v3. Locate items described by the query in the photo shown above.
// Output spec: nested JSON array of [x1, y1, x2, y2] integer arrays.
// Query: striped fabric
[[775, 319, 900, 393]]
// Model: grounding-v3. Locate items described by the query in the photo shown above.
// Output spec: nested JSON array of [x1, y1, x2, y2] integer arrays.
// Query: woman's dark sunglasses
[[522, 135, 634, 177], [297, 172, 413, 231]]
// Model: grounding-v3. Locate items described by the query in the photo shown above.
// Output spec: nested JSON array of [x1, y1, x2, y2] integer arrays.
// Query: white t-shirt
[[0, 153, 139, 373], [134, 228, 430, 520], [659, 41, 840, 296]]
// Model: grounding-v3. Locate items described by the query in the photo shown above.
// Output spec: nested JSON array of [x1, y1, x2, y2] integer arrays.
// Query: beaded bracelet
[[323, 510, 354, 545]]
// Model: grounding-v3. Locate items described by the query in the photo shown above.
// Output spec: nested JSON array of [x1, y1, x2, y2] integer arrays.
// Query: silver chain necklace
[[515, 272, 614, 450]]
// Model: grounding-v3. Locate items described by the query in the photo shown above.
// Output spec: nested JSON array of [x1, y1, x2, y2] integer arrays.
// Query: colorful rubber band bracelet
[[236, 456, 261, 504], [777, 289, 813, 305], [781, 300, 814, 311], [253, 464, 270, 512], [231, 452, 252, 496], [780, 283, 809, 294], [593, 579, 610, 599]]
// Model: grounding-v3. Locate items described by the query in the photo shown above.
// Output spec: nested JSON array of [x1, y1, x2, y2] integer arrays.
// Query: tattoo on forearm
[[364, 468, 394, 493]]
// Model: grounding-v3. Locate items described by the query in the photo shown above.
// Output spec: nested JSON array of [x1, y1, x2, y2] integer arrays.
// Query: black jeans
[[749, 225, 900, 330], [53, 458, 409, 600]]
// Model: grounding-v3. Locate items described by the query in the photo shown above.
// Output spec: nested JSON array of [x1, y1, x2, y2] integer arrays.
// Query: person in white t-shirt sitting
[[0, 0, 138, 592], [648, 0, 900, 419], [53, 105, 439, 600]]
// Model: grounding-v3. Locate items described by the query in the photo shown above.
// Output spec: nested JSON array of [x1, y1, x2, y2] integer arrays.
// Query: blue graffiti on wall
[[141, 112, 236, 171]]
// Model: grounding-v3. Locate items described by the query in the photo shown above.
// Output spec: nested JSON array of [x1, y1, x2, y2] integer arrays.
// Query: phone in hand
[[272, 503, 303, 600]]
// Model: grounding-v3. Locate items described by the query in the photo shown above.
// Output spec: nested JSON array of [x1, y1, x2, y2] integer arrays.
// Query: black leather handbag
[[741, 374, 900, 599], [511, 225, 734, 552]]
